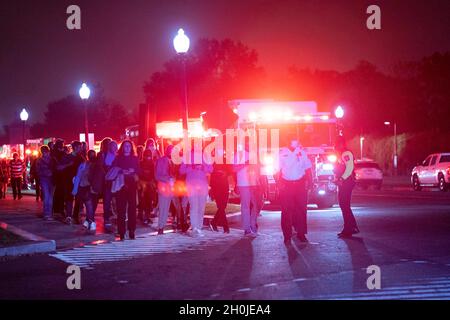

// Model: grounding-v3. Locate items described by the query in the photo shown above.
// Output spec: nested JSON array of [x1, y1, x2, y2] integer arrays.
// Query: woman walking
[[113, 140, 140, 240], [180, 151, 213, 237]]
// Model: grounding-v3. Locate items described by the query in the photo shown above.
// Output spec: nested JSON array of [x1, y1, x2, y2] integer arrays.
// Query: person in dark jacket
[[52, 139, 66, 215], [57, 141, 84, 225], [138, 149, 156, 225], [113, 140, 140, 240], [0, 158, 9, 199], [36, 146, 56, 220], [209, 163, 231, 233], [30, 154, 42, 202]]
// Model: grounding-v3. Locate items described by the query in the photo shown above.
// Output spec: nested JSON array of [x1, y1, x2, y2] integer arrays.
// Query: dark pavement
[[1, 188, 450, 299]]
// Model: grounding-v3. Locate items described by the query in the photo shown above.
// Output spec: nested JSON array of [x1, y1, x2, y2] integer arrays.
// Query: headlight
[[318, 190, 326, 195], [322, 163, 334, 171], [327, 154, 337, 163]]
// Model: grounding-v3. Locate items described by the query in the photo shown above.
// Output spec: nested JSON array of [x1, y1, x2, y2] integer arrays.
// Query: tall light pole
[[79, 83, 91, 149], [19, 108, 29, 159], [384, 121, 398, 176], [173, 28, 190, 132]]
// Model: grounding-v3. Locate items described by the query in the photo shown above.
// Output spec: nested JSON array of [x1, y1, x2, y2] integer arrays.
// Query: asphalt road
[[1, 189, 450, 300]]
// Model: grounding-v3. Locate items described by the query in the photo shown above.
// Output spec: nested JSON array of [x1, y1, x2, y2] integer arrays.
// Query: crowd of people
[[0, 135, 359, 243]]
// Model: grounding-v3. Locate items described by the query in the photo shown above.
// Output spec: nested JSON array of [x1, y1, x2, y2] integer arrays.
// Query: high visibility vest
[[340, 150, 355, 180]]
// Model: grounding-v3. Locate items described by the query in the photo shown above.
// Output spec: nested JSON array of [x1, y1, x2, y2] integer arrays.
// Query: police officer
[[277, 136, 312, 245], [334, 137, 359, 238]]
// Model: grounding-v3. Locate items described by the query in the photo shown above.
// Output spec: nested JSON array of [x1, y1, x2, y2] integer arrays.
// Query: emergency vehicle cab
[[230, 99, 338, 208]]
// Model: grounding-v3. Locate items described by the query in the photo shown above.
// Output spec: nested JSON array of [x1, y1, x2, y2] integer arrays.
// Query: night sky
[[1, 0, 449, 132]]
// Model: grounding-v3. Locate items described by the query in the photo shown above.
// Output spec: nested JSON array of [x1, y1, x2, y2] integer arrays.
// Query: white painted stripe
[[50, 229, 243, 268]]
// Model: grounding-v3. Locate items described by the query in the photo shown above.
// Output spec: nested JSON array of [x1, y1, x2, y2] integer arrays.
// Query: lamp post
[[79, 83, 91, 149], [19, 108, 29, 158], [384, 121, 398, 176], [173, 28, 190, 132]]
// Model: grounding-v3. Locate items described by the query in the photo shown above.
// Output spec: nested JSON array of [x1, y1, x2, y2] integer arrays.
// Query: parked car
[[411, 153, 450, 192], [354, 160, 383, 190]]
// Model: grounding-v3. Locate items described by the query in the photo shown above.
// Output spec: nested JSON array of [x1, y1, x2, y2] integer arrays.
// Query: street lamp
[[384, 121, 398, 176], [334, 105, 344, 138], [360, 136, 365, 160], [19, 108, 29, 158], [334, 106, 344, 119], [79, 83, 91, 149], [173, 28, 190, 132]]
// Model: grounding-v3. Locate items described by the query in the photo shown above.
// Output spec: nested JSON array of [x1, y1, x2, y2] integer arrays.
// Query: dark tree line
[[30, 37, 449, 168], [31, 84, 132, 142]]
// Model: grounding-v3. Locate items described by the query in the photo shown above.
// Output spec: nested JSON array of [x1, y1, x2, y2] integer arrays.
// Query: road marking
[[50, 229, 243, 268], [310, 276, 450, 300]]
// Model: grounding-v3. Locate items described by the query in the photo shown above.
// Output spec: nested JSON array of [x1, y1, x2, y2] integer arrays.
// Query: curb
[[0, 221, 56, 257]]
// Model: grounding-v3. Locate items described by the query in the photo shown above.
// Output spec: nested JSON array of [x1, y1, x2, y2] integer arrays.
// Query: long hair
[[100, 137, 112, 154], [118, 139, 136, 157]]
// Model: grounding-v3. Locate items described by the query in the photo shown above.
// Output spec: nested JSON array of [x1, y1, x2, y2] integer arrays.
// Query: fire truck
[[230, 99, 338, 208]]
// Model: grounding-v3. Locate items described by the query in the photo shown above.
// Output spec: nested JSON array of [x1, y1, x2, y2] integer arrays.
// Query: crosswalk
[[311, 277, 450, 300], [50, 229, 243, 269]]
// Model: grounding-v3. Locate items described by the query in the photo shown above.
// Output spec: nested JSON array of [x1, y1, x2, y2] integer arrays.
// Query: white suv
[[411, 153, 450, 191], [354, 160, 383, 190]]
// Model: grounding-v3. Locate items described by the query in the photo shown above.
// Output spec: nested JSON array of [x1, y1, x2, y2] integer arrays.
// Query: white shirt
[[278, 147, 312, 181], [234, 151, 260, 187]]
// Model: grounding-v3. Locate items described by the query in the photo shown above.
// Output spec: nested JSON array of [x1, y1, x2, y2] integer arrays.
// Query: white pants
[[188, 194, 208, 230], [158, 193, 172, 229]]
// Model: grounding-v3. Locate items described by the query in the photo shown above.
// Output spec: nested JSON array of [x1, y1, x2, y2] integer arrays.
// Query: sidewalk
[[0, 190, 241, 252]]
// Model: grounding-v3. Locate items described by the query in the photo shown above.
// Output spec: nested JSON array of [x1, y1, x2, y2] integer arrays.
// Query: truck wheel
[[413, 175, 422, 191], [438, 175, 448, 192]]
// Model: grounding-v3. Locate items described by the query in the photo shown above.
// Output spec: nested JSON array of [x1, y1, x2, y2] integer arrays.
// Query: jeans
[[279, 178, 308, 239], [116, 182, 137, 237], [11, 177, 22, 199], [40, 177, 55, 218], [158, 193, 173, 229], [63, 180, 75, 218], [338, 178, 358, 232], [238, 186, 262, 233], [76, 186, 95, 223]]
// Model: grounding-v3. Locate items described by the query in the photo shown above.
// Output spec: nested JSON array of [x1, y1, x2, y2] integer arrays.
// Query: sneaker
[[43, 216, 54, 221], [157, 228, 164, 235], [223, 226, 230, 234], [244, 230, 255, 237], [82, 220, 90, 229], [89, 222, 96, 231], [65, 217, 72, 225], [192, 228, 204, 237]]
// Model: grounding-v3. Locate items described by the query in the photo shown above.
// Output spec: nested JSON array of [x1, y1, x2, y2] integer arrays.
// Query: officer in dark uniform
[[334, 137, 359, 238]]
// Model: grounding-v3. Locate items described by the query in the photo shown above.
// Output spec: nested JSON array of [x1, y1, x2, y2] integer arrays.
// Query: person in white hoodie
[[180, 151, 213, 237]]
